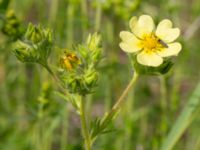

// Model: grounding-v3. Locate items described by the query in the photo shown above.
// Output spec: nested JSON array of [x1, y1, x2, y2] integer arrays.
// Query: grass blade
[[160, 82, 200, 150]]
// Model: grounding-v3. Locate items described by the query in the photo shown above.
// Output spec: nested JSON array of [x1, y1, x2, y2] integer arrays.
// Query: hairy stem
[[44, 64, 65, 91], [81, 0, 88, 39], [159, 76, 168, 143], [66, 1, 74, 47], [113, 72, 138, 110], [92, 72, 139, 141], [160, 76, 167, 111], [61, 104, 68, 150], [95, 1, 102, 31], [80, 97, 91, 150], [48, 0, 59, 27]]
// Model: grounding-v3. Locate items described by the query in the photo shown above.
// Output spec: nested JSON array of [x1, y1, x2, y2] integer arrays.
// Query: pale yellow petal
[[120, 31, 139, 42], [119, 31, 141, 52], [119, 42, 140, 53], [129, 16, 137, 32], [129, 15, 155, 38], [137, 51, 163, 67], [156, 19, 180, 43], [157, 42, 182, 57]]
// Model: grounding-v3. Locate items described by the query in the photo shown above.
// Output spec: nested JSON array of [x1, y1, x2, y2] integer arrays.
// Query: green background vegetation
[[0, 0, 200, 149]]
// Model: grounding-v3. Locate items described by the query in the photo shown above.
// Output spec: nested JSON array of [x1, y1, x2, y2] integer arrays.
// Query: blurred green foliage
[[0, 0, 200, 150]]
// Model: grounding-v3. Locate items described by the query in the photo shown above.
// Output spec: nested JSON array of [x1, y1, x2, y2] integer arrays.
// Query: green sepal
[[130, 55, 174, 75]]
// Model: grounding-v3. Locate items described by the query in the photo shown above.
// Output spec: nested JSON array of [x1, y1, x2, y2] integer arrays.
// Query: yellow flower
[[119, 15, 182, 67], [60, 52, 81, 71]]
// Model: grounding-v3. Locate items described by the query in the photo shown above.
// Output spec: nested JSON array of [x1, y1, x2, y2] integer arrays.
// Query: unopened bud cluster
[[60, 33, 102, 95], [1, 10, 23, 39], [13, 23, 52, 66]]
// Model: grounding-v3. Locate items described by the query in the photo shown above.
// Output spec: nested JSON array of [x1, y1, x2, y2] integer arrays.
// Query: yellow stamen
[[139, 34, 164, 53]]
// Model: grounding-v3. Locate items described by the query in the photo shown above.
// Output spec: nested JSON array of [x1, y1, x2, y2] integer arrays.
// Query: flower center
[[140, 34, 164, 52]]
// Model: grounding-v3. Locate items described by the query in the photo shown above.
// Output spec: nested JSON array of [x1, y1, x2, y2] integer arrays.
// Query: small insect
[[158, 39, 168, 48]]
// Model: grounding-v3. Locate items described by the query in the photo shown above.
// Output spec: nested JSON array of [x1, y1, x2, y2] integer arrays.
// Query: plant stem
[[44, 64, 57, 81], [61, 104, 68, 150], [159, 76, 168, 145], [66, 1, 74, 47], [81, 0, 88, 39], [113, 72, 138, 110], [95, 0, 102, 31], [43, 64, 66, 91], [48, 0, 59, 28], [160, 76, 167, 112], [94, 72, 139, 140], [80, 96, 91, 150]]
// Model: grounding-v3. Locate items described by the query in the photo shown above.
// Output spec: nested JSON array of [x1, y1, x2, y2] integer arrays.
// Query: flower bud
[[60, 51, 81, 71], [67, 75, 82, 93], [86, 33, 102, 63], [84, 69, 99, 87], [25, 23, 52, 44], [25, 24, 42, 44], [1, 9, 23, 38], [91, 49, 101, 63], [59, 33, 102, 95], [87, 33, 101, 51], [13, 23, 53, 65], [13, 40, 39, 62], [63, 69, 98, 95], [77, 45, 88, 60]]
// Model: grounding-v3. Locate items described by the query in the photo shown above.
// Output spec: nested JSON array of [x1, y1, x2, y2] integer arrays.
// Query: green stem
[[37, 103, 45, 150], [44, 64, 57, 80], [170, 71, 180, 113], [44, 64, 65, 91], [95, 1, 102, 31], [48, 0, 59, 27], [93, 72, 139, 141], [42, 65, 69, 150], [66, 1, 74, 47], [121, 87, 134, 150], [113, 72, 138, 110], [159, 76, 168, 144], [61, 104, 68, 150], [80, 97, 91, 150], [160, 76, 167, 111], [81, 0, 88, 39]]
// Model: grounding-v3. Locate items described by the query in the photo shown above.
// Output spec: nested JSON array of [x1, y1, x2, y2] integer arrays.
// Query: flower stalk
[[159, 76, 168, 139], [91, 72, 139, 142], [113, 72, 138, 110], [103, 71, 138, 121], [80, 96, 92, 150]]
